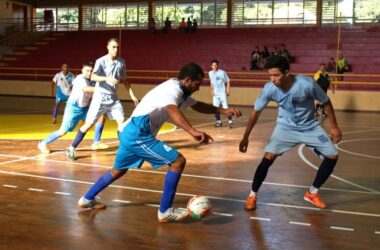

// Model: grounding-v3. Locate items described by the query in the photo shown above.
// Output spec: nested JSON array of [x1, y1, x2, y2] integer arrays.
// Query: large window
[[35, 7, 79, 31]]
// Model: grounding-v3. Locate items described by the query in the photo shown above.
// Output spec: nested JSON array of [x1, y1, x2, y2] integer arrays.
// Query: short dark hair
[[178, 63, 204, 81], [107, 37, 119, 44], [320, 63, 326, 67], [210, 59, 219, 65], [265, 55, 290, 73], [82, 61, 94, 68]]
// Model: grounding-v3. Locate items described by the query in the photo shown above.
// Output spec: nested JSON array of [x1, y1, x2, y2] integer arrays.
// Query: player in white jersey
[[38, 62, 95, 153], [208, 59, 234, 128], [66, 38, 139, 160], [77, 63, 241, 223], [52, 63, 74, 124]]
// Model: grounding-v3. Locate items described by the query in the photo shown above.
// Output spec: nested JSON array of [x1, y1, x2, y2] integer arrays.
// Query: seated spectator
[[191, 19, 198, 33], [186, 17, 192, 33], [279, 44, 291, 62], [250, 46, 262, 70], [162, 17, 172, 33], [337, 52, 349, 80], [326, 57, 336, 73], [259, 46, 270, 68], [314, 63, 334, 117], [179, 18, 186, 33], [271, 46, 279, 56], [148, 17, 156, 33]]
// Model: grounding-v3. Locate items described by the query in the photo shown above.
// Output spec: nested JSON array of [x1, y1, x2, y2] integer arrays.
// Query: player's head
[[265, 55, 290, 87], [61, 63, 68, 73], [81, 61, 94, 79], [319, 63, 326, 72], [107, 38, 119, 58], [210, 59, 219, 71], [178, 63, 204, 95]]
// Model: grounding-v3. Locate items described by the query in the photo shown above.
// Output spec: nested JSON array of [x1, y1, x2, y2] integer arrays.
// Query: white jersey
[[67, 74, 93, 108], [53, 71, 74, 96], [126, 78, 197, 136]]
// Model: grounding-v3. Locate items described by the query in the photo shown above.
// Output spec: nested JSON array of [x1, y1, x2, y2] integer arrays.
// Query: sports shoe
[[91, 142, 109, 150], [304, 191, 326, 209], [52, 118, 57, 124], [244, 195, 257, 210], [228, 122, 234, 129], [157, 207, 189, 223], [215, 121, 222, 127], [66, 147, 75, 161], [38, 142, 50, 154], [77, 196, 107, 209]]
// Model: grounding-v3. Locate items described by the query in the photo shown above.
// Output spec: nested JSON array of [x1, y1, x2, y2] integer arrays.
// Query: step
[[24, 46, 38, 50], [14, 51, 29, 56], [34, 41, 49, 45], [2, 56, 17, 61], [0, 62, 8, 67], [44, 37, 57, 41], [52, 32, 66, 37]]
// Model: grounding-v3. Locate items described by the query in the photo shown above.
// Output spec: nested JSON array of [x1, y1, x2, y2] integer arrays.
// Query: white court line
[[2, 184, 18, 188], [289, 221, 311, 226], [54, 192, 71, 196], [212, 212, 233, 217], [0, 169, 379, 218], [375, 231, 380, 235], [336, 138, 380, 160], [113, 199, 132, 204], [250, 216, 271, 221], [330, 226, 354, 232], [298, 144, 379, 193], [28, 188, 44, 192], [145, 203, 160, 208]]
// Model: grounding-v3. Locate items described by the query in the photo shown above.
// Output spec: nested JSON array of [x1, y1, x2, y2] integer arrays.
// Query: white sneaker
[[38, 142, 50, 154], [77, 196, 107, 209], [91, 142, 109, 150], [157, 207, 189, 223], [66, 147, 75, 161]]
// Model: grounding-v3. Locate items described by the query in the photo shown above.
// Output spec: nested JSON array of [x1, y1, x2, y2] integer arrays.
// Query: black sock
[[72, 130, 86, 148], [215, 112, 221, 121], [312, 157, 338, 188], [252, 157, 274, 192]]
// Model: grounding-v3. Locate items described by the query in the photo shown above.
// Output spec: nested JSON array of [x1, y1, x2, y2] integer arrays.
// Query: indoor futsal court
[[0, 96, 379, 249]]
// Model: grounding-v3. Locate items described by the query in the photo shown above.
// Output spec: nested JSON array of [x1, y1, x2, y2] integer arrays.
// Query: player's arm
[[226, 79, 231, 96], [191, 101, 241, 118], [210, 80, 214, 96], [91, 73, 119, 86], [51, 81, 56, 96], [83, 86, 95, 93], [121, 79, 139, 106], [166, 104, 213, 144], [323, 100, 342, 143], [239, 109, 261, 153]]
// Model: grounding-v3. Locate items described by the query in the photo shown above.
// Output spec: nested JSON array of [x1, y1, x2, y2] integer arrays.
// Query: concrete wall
[[0, 0, 32, 36], [0, 79, 379, 111]]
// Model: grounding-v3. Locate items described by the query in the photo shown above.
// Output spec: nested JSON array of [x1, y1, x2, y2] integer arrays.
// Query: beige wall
[[0, 0, 32, 35], [0, 80, 379, 111]]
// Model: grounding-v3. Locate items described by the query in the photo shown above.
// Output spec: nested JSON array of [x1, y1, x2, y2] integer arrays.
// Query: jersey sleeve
[[311, 80, 330, 104], [254, 85, 271, 112], [224, 71, 230, 82], [52, 73, 59, 83], [157, 88, 182, 108], [92, 59, 104, 76], [119, 60, 127, 79], [208, 71, 213, 85]]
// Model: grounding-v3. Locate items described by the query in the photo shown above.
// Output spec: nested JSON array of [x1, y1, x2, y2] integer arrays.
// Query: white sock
[[69, 146, 75, 151], [216, 120, 221, 123], [249, 190, 256, 197], [228, 120, 233, 124], [309, 186, 319, 194]]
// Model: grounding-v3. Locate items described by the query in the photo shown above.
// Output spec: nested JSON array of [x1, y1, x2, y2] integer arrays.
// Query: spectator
[[271, 46, 279, 56], [279, 44, 291, 62], [260, 46, 270, 69], [314, 63, 334, 117], [250, 46, 262, 70], [162, 17, 172, 33], [148, 17, 156, 33], [191, 19, 198, 33], [326, 57, 336, 73], [179, 18, 186, 33], [186, 17, 192, 33], [337, 52, 349, 80]]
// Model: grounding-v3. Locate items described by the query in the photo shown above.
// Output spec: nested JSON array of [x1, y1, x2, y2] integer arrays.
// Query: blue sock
[[84, 171, 115, 200], [53, 107, 58, 118], [72, 130, 86, 148], [42, 131, 61, 145], [93, 122, 104, 144], [160, 170, 182, 213]]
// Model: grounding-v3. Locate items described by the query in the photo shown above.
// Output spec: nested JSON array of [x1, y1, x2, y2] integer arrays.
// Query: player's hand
[[239, 138, 249, 153], [227, 89, 230, 96], [222, 108, 242, 119], [330, 126, 342, 143], [211, 90, 214, 96], [192, 130, 214, 144], [132, 96, 139, 106], [107, 77, 119, 85]]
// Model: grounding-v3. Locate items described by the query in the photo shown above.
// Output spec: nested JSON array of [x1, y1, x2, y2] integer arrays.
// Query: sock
[[249, 190, 256, 197], [53, 107, 59, 118], [228, 116, 233, 123], [252, 157, 274, 192], [215, 112, 221, 121], [309, 186, 319, 194], [312, 157, 338, 188], [93, 122, 104, 144], [42, 131, 61, 145], [84, 171, 118, 200], [160, 170, 181, 213], [72, 130, 86, 148]]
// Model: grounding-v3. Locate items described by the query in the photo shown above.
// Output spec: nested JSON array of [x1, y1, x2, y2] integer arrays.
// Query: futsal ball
[[187, 195, 212, 219]]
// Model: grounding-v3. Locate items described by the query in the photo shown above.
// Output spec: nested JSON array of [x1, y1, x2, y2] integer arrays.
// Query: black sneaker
[[215, 122, 222, 127], [228, 122, 234, 129]]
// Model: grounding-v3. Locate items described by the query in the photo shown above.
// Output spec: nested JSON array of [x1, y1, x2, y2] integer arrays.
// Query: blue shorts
[[59, 102, 88, 133], [56, 88, 70, 104], [265, 125, 338, 156], [113, 124, 179, 170], [213, 95, 228, 109]]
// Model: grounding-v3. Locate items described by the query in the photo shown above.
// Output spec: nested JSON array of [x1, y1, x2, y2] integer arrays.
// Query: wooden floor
[[0, 95, 379, 250]]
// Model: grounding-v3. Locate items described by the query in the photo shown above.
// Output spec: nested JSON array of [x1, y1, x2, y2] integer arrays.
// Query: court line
[[336, 138, 380, 160], [113, 199, 132, 204], [28, 188, 44, 192], [298, 144, 379, 193], [330, 226, 354, 232], [289, 221, 311, 226], [0, 169, 379, 218], [212, 212, 233, 217], [0, 152, 377, 195], [55, 192, 71, 196], [375, 231, 380, 235], [250, 216, 271, 221], [2, 184, 18, 188]]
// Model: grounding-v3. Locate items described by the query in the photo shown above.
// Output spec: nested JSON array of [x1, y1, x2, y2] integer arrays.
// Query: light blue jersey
[[208, 69, 229, 96], [255, 75, 329, 131], [53, 71, 74, 103]]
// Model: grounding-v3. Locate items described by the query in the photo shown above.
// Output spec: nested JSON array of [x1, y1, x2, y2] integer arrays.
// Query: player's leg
[[52, 95, 61, 124], [245, 126, 295, 210], [221, 95, 233, 128], [91, 115, 109, 150], [213, 96, 222, 127], [303, 126, 338, 208], [108, 100, 125, 134]]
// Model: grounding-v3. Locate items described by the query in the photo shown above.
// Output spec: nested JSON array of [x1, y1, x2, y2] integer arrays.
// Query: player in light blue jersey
[[77, 63, 241, 223], [209, 59, 234, 128], [239, 56, 342, 210], [52, 64, 74, 124], [38, 62, 95, 153]]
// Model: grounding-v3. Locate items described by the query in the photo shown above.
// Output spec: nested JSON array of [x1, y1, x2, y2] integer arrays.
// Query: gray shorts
[[85, 92, 125, 124]]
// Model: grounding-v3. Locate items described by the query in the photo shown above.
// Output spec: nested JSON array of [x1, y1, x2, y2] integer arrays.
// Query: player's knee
[[170, 154, 186, 173], [111, 169, 127, 179], [264, 152, 277, 162]]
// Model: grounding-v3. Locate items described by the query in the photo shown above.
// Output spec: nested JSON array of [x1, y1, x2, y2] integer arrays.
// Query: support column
[[227, 0, 232, 28]]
